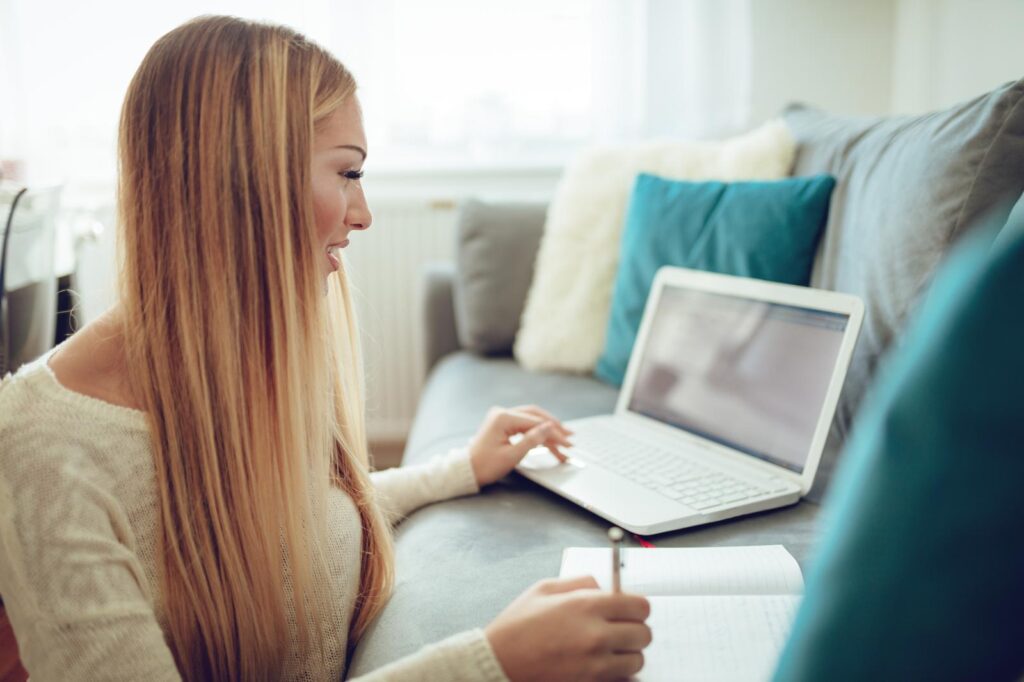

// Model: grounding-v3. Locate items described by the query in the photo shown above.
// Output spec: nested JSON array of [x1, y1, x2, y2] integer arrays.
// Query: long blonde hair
[[116, 15, 394, 680]]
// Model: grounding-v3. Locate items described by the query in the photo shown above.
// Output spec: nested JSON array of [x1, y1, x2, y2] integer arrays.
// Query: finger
[[592, 593, 651, 622], [531, 424, 573, 449], [544, 442, 569, 463], [549, 436, 573, 451], [510, 421, 557, 460], [601, 652, 645, 680], [507, 409, 573, 449], [536, 424, 572, 460], [534, 575, 600, 594], [601, 623, 653, 652], [497, 409, 545, 435], [511, 406, 575, 436], [507, 406, 573, 437]]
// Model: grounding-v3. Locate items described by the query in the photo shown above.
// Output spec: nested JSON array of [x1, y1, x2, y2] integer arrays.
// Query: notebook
[[559, 545, 804, 682]]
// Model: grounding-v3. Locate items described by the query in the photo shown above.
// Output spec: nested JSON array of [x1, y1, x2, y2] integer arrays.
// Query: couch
[[349, 79, 1024, 676]]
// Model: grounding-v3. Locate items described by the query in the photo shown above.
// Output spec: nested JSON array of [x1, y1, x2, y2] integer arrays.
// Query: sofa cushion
[[784, 77, 1024, 439], [772, 211, 1024, 680], [402, 352, 619, 464], [595, 173, 836, 387], [453, 199, 547, 355]]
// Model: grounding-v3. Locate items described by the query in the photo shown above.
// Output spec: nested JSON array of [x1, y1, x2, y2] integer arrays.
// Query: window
[[334, 0, 601, 170], [0, 0, 751, 186]]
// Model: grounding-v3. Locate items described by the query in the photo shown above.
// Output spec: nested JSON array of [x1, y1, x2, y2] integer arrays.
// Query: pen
[[608, 526, 624, 593]]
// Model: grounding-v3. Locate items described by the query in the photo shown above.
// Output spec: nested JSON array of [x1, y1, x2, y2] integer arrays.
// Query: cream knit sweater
[[0, 348, 510, 682]]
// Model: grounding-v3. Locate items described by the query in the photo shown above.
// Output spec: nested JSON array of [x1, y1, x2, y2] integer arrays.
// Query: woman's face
[[311, 95, 372, 280]]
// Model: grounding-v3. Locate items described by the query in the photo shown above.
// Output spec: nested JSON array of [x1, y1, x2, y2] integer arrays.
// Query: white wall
[[892, 0, 1024, 114], [40, 0, 1024, 328], [746, 0, 1024, 122], [748, 0, 897, 121]]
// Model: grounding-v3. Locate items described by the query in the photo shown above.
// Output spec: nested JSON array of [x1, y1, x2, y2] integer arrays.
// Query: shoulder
[[0, 362, 154, 591], [0, 351, 153, 524], [0, 359, 115, 497], [46, 313, 142, 412]]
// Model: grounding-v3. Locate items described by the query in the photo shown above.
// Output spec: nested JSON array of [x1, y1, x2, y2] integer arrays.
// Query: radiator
[[342, 197, 460, 443]]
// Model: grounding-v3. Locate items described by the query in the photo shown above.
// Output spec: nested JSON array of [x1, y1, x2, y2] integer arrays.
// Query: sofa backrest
[[784, 77, 1024, 439], [450, 79, 1024, 500]]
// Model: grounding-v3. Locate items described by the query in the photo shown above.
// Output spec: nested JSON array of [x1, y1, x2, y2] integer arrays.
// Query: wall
[[748, 0, 897, 121], [892, 0, 1024, 114], [747, 0, 1024, 122], [50, 0, 1024, 328]]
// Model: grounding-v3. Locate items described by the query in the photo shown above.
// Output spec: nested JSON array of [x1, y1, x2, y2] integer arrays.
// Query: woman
[[0, 15, 650, 682]]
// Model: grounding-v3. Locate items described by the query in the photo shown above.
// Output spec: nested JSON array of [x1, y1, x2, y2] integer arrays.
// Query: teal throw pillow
[[772, 212, 1024, 680], [594, 173, 836, 387]]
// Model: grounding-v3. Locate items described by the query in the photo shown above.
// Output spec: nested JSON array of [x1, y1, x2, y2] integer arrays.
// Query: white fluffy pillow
[[513, 119, 796, 373]]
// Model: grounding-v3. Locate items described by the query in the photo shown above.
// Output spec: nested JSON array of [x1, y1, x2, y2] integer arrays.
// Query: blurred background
[[1, 0, 1022, 459]]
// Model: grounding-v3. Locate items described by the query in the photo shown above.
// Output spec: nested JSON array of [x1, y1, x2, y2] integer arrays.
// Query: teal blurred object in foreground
[[772, 208, 1024, 681]]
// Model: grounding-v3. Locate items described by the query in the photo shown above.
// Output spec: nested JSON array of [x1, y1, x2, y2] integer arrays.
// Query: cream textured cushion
[[513, 120, 796, 373]]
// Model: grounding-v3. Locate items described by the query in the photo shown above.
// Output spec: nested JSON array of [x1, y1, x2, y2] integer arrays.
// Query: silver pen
[[608, 526, 624, 593]]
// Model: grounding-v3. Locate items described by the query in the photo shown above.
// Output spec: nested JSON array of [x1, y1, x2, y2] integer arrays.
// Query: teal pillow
[[594, 173, 836, 386], [772, 212, 1024, 680]]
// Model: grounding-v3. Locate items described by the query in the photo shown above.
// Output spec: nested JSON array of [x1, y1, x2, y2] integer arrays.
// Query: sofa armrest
[[417, 261, 461, 379]]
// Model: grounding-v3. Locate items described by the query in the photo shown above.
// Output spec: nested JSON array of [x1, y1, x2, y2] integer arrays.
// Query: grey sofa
[[349, 79, 1024, 677]]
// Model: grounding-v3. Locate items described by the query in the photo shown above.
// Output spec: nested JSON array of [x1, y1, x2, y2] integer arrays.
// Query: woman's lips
[[326, 240, 350, 271]]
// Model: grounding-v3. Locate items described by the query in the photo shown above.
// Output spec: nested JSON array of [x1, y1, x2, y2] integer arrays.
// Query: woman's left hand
[[467, 405, 575, 488]]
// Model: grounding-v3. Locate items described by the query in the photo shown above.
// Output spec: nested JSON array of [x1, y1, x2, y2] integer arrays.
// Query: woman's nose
[[347, 197, 372, 231]]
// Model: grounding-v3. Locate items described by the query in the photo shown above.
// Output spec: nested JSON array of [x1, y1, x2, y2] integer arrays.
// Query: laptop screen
[[626, 285, 849, 473]]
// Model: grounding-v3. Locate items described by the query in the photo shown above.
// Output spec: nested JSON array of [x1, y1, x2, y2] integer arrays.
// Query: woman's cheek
[[312, 177, 344, 240]]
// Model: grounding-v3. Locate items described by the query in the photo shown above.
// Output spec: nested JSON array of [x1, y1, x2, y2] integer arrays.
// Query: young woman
[[0, 15, 650, 682]]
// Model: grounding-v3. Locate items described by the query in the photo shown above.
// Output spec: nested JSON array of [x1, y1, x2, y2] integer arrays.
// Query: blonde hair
[[116, 15, 393, 680]]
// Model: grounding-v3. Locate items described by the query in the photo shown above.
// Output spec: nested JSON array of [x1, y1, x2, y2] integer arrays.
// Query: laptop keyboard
[[569, 423, 791, 512]]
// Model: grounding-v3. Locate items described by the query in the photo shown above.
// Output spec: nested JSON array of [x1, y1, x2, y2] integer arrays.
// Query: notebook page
[[636, 594, 800, 682], [559, 545, 803, 596]]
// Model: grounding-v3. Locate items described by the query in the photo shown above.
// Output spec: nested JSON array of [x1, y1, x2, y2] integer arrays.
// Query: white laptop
[[515, 265, 864, 535]]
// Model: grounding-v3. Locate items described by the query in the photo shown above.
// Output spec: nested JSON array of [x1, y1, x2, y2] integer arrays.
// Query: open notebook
[[559, 545, 803, 682]]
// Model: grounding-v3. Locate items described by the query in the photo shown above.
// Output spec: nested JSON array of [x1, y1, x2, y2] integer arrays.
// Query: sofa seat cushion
[[350, 453, 823, 677], [401, 352, 620, 466], [352, 353, 825, 677]]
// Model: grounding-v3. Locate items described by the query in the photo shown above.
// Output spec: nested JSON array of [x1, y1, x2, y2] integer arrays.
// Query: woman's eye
[[340, 169, 364, 181]]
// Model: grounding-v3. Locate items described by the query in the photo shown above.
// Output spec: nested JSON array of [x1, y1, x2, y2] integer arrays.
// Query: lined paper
[[558, 545, 804, 681], [637, 595, 800, 682], [559, 545, 803, 596]]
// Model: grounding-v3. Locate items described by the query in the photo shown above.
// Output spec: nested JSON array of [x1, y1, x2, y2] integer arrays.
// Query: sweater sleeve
[[349, 628, 510, 682], [369, 447, 480, 525], [0, 444, 183, 681]]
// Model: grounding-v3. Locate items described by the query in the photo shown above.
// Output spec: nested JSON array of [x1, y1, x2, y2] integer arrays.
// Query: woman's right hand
[[484, 575, 652, 682]]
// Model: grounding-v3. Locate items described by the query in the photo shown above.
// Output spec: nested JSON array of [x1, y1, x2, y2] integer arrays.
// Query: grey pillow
[[453, 199, 547, 355], [785, 78, 1024, 444], [785, 79, 1024, 502]]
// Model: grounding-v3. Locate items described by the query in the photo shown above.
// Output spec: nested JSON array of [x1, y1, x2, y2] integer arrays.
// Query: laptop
[[515, 265, 864, 535]]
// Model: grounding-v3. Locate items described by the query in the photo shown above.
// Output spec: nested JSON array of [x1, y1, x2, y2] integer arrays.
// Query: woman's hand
[[485, 576, 652, 682], [467, 405, 575, 488]]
